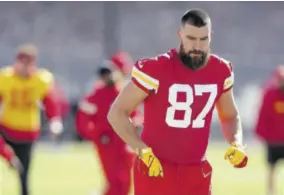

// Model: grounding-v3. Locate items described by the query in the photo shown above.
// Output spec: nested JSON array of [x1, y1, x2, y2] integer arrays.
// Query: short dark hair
[[181, 9, 210, 27], [97, 67, 112, 77]]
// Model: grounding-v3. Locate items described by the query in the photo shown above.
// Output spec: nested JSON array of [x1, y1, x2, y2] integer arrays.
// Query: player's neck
[[13, 65, 37, 78]]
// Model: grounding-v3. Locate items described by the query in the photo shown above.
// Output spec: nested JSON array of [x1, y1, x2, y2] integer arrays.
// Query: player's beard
[[178, 44, 208, 71]]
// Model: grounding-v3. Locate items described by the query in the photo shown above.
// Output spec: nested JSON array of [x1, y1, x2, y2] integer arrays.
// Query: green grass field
[[0, 142, 283, 195]]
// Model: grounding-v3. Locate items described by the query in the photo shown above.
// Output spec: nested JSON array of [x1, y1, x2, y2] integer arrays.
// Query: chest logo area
[[165, 84, 218, 129], [274, 101, 284, 113]]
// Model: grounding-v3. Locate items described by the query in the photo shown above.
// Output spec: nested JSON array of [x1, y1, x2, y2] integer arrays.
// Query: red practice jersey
[[76, 84, 119, 138], [76, 82, 141, 141], [131, 49, 234, 164], [0, 66, 61, 142], [255, 85, 284, 143]]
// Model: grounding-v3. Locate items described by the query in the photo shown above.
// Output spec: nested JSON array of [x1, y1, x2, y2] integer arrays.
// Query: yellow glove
[[224, 142, 248, 168], [136, 147, 163, 177]]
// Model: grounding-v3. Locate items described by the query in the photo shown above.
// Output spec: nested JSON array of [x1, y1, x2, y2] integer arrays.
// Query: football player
[[255, 65, 284, 195], [110, 51, 133, 90], [108, 9, 248, 195], [0, 44, 64, 195], [76, 66, 141, 195]]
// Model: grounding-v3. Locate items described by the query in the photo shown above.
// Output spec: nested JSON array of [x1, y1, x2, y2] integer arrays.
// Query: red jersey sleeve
[[43, 83, 69, 120], [42, 85, 61, 120], [131, 59, 160, 94], [222, 61, 234, 93], [75, 92, 97, 140], [37, 69, 61, 120], [78, 93, 97, 115]]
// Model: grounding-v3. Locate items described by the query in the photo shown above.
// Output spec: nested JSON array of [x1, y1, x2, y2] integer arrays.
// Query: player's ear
[[177, 29, 182, 41]]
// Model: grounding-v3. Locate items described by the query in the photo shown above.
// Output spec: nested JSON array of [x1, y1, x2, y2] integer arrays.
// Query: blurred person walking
[[255, 65, 284, 195], [0, 44, 65, 195], [76, 52, 142, 195]]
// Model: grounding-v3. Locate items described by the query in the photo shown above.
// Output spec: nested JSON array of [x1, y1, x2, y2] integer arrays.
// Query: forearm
[[42, 94, 60, 120], [42, 93, 63, 135], [108, 108, 147, 151], [220, 115, 243, 146]]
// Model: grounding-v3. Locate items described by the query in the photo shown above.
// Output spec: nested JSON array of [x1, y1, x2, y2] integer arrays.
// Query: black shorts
[[267, 145, 284, 165]]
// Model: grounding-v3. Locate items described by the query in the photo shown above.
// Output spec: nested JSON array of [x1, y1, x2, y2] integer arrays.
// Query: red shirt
[[255, 86, 284, 143], [76, 83, 119, 139], [131, 49, 234, 164], [76, 82, 142, 141]]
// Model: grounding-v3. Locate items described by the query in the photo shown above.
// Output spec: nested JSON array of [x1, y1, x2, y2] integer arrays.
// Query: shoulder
[[209, 54, 234, 81], [85, 82, 105, 98], [0, 66, 14, 77], [133, 49, 175, 76], [0, 66, 15, 85], [210, 54, 233, 72], [37, 68, 54, 84], [210, 54, 234, 91], [210, 54, 233, 70], [131, 49, 176, 93], [137, 49, 175, 66], [263, 86, 278, 98], [93, 81, 105, 90]]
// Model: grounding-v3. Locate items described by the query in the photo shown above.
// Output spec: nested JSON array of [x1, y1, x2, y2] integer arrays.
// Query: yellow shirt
[[0, 66, 53, 131]]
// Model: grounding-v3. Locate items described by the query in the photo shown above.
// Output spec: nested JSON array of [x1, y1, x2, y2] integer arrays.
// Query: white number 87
[[165, 84, 218, 129]]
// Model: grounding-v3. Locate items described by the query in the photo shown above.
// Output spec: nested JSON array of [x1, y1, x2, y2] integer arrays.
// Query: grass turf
[[1, 142, 283, 195]]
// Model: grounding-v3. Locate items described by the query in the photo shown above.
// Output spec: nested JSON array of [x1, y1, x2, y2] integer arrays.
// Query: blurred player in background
[[0, 44, 64, 195], [87, 51, 133, 93], [110, 51, 133, 89], [0, 135, 22, 172], [76, 65, 141, 195], [108, 9, 248, 195], [255, 65, 284, 195]]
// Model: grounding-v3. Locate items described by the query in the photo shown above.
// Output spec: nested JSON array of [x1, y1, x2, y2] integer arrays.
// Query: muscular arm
[[216, 89, 243, 145], [107, 81, 148, 151]]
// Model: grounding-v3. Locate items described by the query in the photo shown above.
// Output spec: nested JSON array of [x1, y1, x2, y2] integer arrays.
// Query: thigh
[[182, 160, 212, 195], [1, 134, 33, 172], [11, 142, 33, 171], [134, 158, 177, 195], [96, 134, 130, 179]]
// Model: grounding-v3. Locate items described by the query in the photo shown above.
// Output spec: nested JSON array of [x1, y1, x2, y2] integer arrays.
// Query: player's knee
[[268, 161, 277, 171]]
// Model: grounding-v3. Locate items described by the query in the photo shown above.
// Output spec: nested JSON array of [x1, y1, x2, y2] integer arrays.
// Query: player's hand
[[137, 147, 163, 177], [224, 142, 248, 168], [49, 118, 63, 140], [9, 156, 23, 173]]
